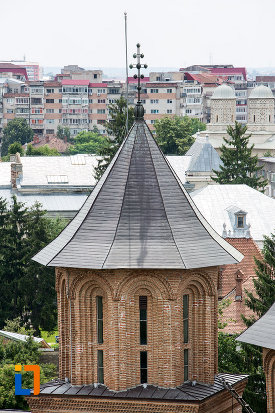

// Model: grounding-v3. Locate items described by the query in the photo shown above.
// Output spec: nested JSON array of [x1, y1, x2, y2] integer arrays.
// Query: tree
[[154, 116, 205, 155], [0, 197, 66, 334], [243, 232, 275, 326], [94, 97, 135, 180], [1, 142, 24, 162], [1, 119, 33, 156], [212, 122, 268, 190], [69, 131, 108, 155], [57, 125, 71, 142], [26, 143, 60, 156]]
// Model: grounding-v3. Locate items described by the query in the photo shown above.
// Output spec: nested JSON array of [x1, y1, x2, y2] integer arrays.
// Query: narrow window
[[183, 295, 189, 343], [97, 350, 104, 383], [269, 115, 271, 122], [184, 349, 189, 381], [216, 115, 218, 122], [139, 296, 147, 345], [254, 114, 256, 122], [237, 216, 244, 228], [140, 351, 147, 383], [97, 296, 103, 344]]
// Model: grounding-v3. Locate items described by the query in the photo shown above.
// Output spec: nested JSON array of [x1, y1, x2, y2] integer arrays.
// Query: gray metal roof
[[185, 138, 222, 172], [237, 302, 275, 350], [36, 373, 248, 401], [33, 120, 243, 269], [0, 330, 45, 345]]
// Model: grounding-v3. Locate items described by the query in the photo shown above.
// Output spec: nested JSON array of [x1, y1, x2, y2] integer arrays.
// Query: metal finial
[[129, 43, 148, 119]]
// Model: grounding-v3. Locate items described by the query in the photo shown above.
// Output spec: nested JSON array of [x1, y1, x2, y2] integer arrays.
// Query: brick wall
[[263, 347, 275, 413], [55, 267, 219, 391]]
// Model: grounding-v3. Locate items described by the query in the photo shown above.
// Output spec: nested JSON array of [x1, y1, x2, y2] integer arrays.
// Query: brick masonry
[[263, 347, 275, 413]]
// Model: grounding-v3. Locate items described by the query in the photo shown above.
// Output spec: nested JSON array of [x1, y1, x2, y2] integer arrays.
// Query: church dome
[[211, 84, 235, 99], [249, 85, 274, 99]]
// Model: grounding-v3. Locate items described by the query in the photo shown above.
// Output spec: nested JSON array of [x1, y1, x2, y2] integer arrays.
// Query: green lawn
[[40, 330, 59, 344]]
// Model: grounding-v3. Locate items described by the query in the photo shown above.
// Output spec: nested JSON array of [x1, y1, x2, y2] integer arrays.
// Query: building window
[[94, 74, 98, 79], [167, 89, 172, 93], [150, 120, 155, 124], [150, 99, 159, 104], [156, 76, 161, 81], [183, 295, 189, 344], [46, 88, 54, 94], [46, 99, 54, 104], [216, 115, 218, 122], [98, 99, 106, 103], [254, 115, 256, 122], [167, 99, 172, 104], [139, 296, 147, 345], [150, 89, 158, 93], [97, 109, 106, 114], [151, 109, 159, 114], [97, 350, 104, 383], [140, 351, 147, 384], [46, 109, 54, 113], [237, 216, 244, 228], [167, 109, 172, 114], [184, 349, 189, 381], [97, 296, 103, 344]]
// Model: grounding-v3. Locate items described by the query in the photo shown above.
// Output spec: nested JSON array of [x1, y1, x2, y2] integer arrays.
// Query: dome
[[211, 84, 235, 99], [249, 85, 274, 99]]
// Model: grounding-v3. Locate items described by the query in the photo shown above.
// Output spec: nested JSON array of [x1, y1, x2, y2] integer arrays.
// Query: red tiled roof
[[210, 67, 247, 81], [31, 136, 70, 153], [61, 79, 90, 86], [128, 76, 150, 84], [219, 237, 262, 334], [255, 76, 275, 82], [0, 64, 28, 80], [89, 83, 108, 88], [186, 73, 223, 85], [220, 238, 262, 297]]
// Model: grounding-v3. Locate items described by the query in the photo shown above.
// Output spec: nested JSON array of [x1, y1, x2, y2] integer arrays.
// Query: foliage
[[242, 232, 275, 326], [1, 119, 33, 156], [57, 125, 71, 142], [0, 338, 56, 410], [212, 122, 268, 191], [154, 116, 205, 155], [94, 97, 135, 180], [1, 142, 24, 162], [3, 317, 34, 336], [263, 150, 273, 157], [69, 131, 108, 155], [26, 143, 60, 156], [218, 333, 266, 412], [218, 298, 232, 329], [0, 196, 66, 334]]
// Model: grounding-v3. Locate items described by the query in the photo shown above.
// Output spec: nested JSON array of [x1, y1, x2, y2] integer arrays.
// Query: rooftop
[[33, 120, 242, 269], [190, 184, 275, 246], [211, 84, 235, 99], [0, 330, 50, 348], [185, 137, 222, 172], [249, 85, 274, 99], [237, 302, 275, 350], [36, 373, 247, 402]]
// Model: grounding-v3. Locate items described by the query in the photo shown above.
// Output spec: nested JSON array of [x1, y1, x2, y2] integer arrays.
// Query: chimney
[[10, 152, 23, 189], [235, 270, 244, 301], [33, 135, 39, 144], [45, 135, 50, 143]]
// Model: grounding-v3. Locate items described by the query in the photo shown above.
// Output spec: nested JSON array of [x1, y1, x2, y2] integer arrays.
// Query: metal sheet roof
[[191, 185, 275, 245], [37, 373, 248, 401], [185, 138, 222, 172], [237, 302, 275, 350], [33, 120, 242, 269]]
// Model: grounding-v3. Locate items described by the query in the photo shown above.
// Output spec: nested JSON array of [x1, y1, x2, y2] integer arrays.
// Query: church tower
[[247, 85, 274, 125], [210, 83, 236, 125], [28, 46, 248, 413]]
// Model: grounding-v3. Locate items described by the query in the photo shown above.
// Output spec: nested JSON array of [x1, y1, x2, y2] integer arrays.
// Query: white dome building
[[210, 84, 236, 125], [247, 85, 274, 125]]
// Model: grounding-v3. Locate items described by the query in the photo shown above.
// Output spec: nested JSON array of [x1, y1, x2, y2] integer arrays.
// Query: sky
[[1, 0, 275, 70]]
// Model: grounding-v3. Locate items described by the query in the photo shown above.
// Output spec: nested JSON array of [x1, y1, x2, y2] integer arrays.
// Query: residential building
[[258, 157, 275, 197], [0, 63, 28, 81], [237, 303, 275, 413], [27, 109, 248, 413]]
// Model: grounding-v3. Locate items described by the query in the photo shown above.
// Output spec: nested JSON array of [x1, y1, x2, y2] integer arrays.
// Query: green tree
[[94, 97, 135, 180], [154, 116, 204, 155], [212, 122, 267, 191], [1, 119, 33, 156], [243, 232, 275, 326], [69, 131, 108, 155], [26, 143, 60, 156], [57, 125, 71, 142], [0, 337, 56, 410], [0, 197, 66, 334], [1, 142, 24, 162]]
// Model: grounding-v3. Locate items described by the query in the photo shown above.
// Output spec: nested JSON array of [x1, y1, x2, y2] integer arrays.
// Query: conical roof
[[186, 137, 222, 172], [33, 120, 243, 269]]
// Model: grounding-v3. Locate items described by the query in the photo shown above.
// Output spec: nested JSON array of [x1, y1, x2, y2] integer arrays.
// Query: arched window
[[216, 115, 218, 122], [254, 114, 256, 122]]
